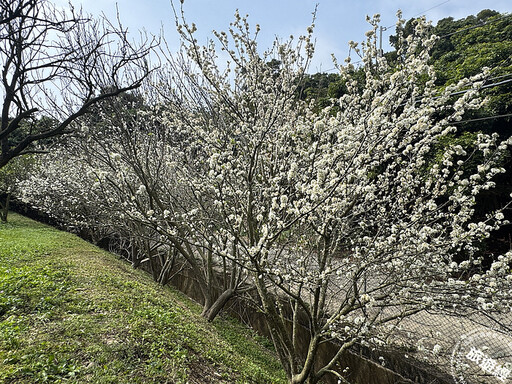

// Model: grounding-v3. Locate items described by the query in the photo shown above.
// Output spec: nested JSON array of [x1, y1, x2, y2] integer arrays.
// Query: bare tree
[[0, 0, 156, 169]]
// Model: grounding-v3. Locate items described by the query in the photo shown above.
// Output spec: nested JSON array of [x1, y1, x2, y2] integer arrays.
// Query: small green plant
[[0, 213, 286, 383]]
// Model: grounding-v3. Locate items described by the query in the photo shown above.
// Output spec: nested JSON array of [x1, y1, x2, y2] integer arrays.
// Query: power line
[[411, 0, 451, 19], [380, 1, 452, 55], [399, 75, 512, 106], [381, 8, 511, 48], [485, 73, 512, 81], [444, 78, 512, 98], [438, 13, 511, 39], [486, 73, 512, 83], [384, 0, 451, 29], [452, 113, 512, 125], [369, 1, 453, 62], [372, 12, 512, 70], [337, 11, 512, 75]]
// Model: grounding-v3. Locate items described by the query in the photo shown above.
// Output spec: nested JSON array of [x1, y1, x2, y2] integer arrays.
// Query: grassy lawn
[[0, 213, 286, 383]]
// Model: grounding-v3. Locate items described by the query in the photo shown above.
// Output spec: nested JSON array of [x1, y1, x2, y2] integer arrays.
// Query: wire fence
[[370, 308, 512, 383]]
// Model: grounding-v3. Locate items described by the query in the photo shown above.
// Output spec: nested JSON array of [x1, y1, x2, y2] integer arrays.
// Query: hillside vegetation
[[0, 213, 286, 383]]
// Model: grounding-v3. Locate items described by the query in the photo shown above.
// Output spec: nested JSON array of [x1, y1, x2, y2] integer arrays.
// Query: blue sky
[[55, 0, 511, 73]]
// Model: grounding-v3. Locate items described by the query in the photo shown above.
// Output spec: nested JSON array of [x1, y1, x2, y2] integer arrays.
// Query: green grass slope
[[0, 213, 286, 383]]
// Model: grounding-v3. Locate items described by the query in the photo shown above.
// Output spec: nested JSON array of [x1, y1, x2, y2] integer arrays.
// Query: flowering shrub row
[[18, 10, 512, 384]]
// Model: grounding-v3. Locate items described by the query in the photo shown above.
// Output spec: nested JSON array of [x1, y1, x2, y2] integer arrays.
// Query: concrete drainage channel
[[87, 226, 454, 384], [167, 266, 453, 384]]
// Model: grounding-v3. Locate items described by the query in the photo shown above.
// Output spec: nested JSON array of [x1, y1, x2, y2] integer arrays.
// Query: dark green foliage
[[430, 11, 512, 211], [0, 154, 36, 222], [297, 72, 363, 114], [389, 10, 512, 124], [433, 17, 512, 85]]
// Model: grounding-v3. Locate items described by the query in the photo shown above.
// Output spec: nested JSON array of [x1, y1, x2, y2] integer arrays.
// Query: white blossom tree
[[19, 5, 512, 382], [21, 88, 253, 320], [170, 9, 512, 383], [155, 5, 319, 323]]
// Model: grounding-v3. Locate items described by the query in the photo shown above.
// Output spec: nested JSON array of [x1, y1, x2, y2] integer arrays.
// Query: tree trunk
[[203, 288, 235, 322], [0, 192, 10, 222], [157, 251, 176, 286]]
